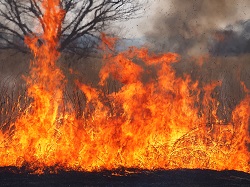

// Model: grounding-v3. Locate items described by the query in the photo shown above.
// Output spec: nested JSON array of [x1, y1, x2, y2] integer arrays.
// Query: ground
[[0, 167, 250, 187]]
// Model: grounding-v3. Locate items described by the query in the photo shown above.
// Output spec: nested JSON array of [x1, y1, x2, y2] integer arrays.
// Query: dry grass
[[0, 50, 121, 127], [0, 50, 249, 127]]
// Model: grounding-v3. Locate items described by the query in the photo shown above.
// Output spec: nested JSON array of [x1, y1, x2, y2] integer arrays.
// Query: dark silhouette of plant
[[0, 0, 142, 53]]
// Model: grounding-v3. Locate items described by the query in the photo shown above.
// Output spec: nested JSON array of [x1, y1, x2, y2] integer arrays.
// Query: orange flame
[[0, 1, 249, 174]]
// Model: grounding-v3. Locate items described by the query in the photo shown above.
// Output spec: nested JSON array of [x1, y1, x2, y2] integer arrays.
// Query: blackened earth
[[0, 167, 250, 187]]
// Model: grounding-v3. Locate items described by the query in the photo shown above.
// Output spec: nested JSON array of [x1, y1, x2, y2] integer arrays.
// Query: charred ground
[[0, 167, 250, 187]]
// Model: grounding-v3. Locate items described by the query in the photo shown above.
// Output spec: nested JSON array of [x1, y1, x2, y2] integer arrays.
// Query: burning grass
[[0, 44, 249, 174], [0, 0, 249, 175]]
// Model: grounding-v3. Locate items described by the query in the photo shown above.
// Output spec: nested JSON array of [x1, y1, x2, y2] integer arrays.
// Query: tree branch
[[0, 0, 143, 54]]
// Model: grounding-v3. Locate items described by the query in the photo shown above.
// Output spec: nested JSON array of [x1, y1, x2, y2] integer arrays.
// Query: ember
[[0, 0, 249, 175]]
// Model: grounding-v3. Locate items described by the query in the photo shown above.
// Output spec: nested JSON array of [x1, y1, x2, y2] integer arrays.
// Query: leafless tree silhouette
[[0, 0, 142, 53]]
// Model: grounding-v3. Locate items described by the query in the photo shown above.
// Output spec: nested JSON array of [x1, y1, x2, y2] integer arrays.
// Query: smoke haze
[[145, 0, 250, 55]]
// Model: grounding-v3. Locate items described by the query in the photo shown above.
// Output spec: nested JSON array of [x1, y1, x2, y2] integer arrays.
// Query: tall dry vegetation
[[0, 50, 123, 128], [1, 50, 250, 128]]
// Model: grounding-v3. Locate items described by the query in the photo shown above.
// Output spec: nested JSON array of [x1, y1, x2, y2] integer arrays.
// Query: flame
[[0, 0, 249, 174]]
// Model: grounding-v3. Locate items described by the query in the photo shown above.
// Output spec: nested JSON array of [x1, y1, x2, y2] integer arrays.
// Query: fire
[[0, 0, 249, 174]]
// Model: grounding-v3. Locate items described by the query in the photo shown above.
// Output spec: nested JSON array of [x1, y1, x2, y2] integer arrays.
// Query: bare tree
[[0, 0, 142, 53]]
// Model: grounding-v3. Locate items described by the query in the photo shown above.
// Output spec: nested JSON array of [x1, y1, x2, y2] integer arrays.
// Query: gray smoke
[[145, 0, 250, 56], [210, 20, 250, 56]]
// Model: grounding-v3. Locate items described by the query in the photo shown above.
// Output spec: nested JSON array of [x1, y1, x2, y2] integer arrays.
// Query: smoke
[[210, 20, 250, 56], [145, 0, 250, 56]]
